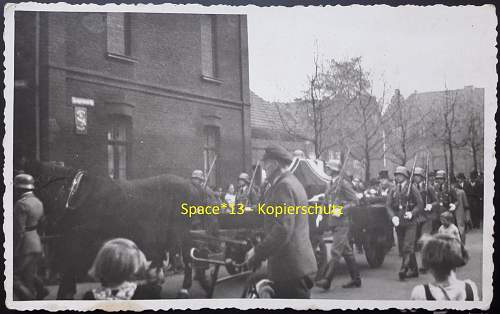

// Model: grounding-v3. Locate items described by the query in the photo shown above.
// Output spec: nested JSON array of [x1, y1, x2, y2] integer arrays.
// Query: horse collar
[[65, 170, 86, 210]]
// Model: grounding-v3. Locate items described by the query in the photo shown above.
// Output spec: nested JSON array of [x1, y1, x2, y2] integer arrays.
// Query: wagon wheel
[[364, 238, 386, 268]]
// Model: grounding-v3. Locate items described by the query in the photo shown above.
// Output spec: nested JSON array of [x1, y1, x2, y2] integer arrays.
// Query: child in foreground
[[410, 233, 478, 301], [83, 238, 162, 300]]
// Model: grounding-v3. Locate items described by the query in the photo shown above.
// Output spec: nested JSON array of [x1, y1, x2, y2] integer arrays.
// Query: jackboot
[[315, 260, 335, 291], [398, 254, 409, 281], [405, 254, 419, 278], [342, 255, 361, 288]]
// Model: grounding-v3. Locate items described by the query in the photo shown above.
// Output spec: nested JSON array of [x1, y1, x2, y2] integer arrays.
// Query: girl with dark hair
[[410, 233, 478, 300]]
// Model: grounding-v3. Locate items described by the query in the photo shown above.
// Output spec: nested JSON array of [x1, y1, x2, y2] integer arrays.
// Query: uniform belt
[[25, 225, 38, 232]]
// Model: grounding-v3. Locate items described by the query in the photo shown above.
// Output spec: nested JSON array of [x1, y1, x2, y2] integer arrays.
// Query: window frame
[[203, 126, 220, 188], [106, 13, 137, 63], [107, 115, 131, 180]]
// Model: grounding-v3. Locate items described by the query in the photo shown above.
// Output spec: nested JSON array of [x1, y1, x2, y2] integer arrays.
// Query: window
[[107, 116, 130, 179], [107, 13, 131, 56], [200, 15, 217, 78], [203, 126, 219, 187]]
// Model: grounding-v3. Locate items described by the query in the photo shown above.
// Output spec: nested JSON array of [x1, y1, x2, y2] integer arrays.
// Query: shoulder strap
[[465, 282, 474, 301], [423, 284, 435, 300]]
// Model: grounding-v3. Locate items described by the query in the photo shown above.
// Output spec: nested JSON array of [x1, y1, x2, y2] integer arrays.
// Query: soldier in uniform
[[413, 167, 438, 237], [245, 144, 317, 298], [386, 166, 424, 281], [234, 172, 258, 207], [315, 160, 362, 290], [13, 174, 48, 300]]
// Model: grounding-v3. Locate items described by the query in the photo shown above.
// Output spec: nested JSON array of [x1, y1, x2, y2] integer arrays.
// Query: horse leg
[[176, 237, 193, 298]]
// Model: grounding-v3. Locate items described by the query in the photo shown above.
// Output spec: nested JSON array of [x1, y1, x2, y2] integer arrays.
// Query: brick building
[[14, 12, 251, 188]]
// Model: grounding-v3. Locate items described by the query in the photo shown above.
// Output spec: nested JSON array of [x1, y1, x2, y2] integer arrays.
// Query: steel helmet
[[394, 166, 409, 178], [191, 170, 205, 181], [435, 170, 446, 179], [14, 173, 35, 190], [414, 167, 425, 177], [238, 172, 250, 184], [325, 160, 341, 172]]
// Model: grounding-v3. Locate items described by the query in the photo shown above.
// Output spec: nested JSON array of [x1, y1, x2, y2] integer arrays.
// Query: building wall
[[15, 12, 250, 188]]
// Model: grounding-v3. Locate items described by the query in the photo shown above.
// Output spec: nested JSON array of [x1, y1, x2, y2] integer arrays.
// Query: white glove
[[392, 216, 400, 227], [316, 214, 323, 227], [425, 204, 433, 211], [404, 211, 413, 220], [356, 193, 364, 199], [449, 203, 456, 212]]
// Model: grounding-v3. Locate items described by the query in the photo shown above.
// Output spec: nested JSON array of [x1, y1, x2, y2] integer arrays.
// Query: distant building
[[250, 91, 309, 164], [14, 12, 251, 188], [382, 86, 484, 177]]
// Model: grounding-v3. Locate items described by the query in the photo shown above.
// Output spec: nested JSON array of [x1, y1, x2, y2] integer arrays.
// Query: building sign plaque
[[74, 106, 88, 135], [71, 96, 94, 107]]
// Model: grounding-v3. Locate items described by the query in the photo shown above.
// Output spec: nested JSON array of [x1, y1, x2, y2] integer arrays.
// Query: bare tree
[[383, 90, 430, 166], [464, 107, 483, 173]]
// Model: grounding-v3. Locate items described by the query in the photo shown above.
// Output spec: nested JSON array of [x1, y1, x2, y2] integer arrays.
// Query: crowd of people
[[12, 144, 483, 300]]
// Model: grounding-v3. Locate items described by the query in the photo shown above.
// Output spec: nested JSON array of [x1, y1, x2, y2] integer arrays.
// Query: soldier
[[467, 171, 483, 229], [413, 167, 438, 237], [245, 144, 317, 298], [13, 174, 48, 300], [235, 172, 258, 207], [377, 170, 393, 196], [386, 166, 424, 281], [315, 160, 362, 290]]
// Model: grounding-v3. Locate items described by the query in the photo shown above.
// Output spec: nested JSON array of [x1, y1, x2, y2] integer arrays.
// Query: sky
[[245, 5, 497, 106]]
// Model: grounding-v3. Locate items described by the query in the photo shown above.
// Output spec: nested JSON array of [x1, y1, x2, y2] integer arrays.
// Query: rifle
[[243, 161, 260, 208], [424, 151, 430, 204], [404, 156, 418, 212], [330, 147, 351, 204], [203, 155, 217, 189]]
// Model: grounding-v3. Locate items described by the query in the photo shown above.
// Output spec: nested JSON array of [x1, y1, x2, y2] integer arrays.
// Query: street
[[44, 228, 483, 300]]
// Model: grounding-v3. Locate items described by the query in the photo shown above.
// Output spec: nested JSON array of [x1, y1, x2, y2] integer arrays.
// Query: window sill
[[106, 53, 138, 64], [201, 75, 223, 85]]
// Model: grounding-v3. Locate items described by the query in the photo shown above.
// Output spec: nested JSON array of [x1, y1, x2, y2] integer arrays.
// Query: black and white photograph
[[3, 2, 496, 311]]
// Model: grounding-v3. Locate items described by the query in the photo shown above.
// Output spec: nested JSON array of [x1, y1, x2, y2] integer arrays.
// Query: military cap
[[435, 170, 446, 179], [394, 166, 409, 178], [238, 172, 250, 184], [414, 167, 425, 177], [325, 160, 342, 172], [14, 173, 35, 190], [262, 144, 293, 163], [378, 169, 389, 179], [457, 172, 466, 180], [191, 169, 205, 180]]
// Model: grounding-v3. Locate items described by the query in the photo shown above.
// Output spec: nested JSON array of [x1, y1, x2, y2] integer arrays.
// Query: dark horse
[[23, 160, 207, 299]]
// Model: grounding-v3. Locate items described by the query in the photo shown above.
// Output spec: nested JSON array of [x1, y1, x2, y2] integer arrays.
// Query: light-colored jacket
[[14, 192, 44, 255]]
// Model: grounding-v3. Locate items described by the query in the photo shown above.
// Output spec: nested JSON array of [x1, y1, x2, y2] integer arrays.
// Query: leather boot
[[406, 254, 419, 278], [315, 260, 335, 290], [398, 254, 409, 281], [342, 255, 361, 288]]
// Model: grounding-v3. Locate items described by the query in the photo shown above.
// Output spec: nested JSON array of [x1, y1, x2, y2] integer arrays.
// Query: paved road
[[45, 228, 483, 300]]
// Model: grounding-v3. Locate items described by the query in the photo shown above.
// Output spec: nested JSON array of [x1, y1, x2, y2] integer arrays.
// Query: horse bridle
[[36, 170, 86, 210]]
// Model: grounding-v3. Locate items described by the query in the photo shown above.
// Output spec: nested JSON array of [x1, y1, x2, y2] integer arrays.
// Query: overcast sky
[[246, 5, 497, 106]]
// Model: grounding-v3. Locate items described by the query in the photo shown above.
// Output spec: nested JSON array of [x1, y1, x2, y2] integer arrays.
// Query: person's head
[[325, 160, 341, 177], [413, 167, 425, 184], [191, 170, 205, 187], [88, 238, 148, 287], [227, 183, 235, 194], [435, 170, 446, 186], [456, 172, 466, 184], [261, 144, 293, 177], [14, 173, 35, 198], [440, 211, 454, 227], [378, 170, 390, 186], [470, 170, 479, 181], [420, 233, 469, 282], [238, 172, 250, 187], [394, 166, 409, 184]]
